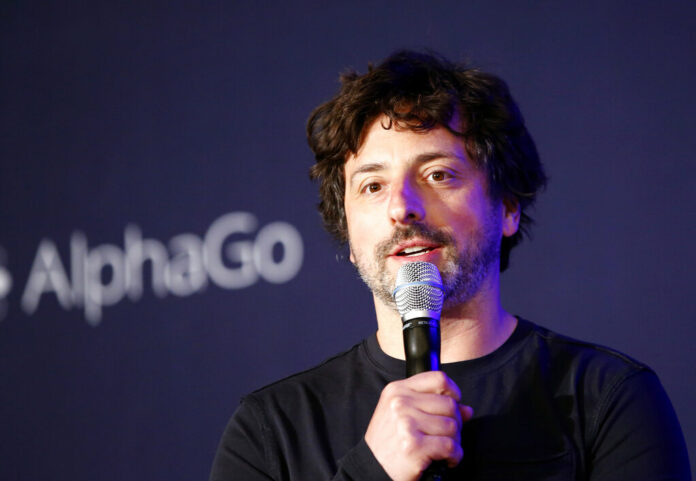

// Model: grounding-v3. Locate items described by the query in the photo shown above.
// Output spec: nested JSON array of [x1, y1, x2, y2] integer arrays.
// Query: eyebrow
[[349, 162, 385, 189], [348, 150, 464, 189]]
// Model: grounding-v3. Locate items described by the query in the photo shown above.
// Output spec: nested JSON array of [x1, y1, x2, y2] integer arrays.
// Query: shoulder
[[244, 338, 370, 408], [517, 320, 689, 454], [515, 318, 662, 424], [521, 321, 693, 478], [236, 334, 392, 442], [521, 319, 652, 383]]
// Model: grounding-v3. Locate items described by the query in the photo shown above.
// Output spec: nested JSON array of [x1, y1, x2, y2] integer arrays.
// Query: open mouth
[[395, 246, 436, 257]]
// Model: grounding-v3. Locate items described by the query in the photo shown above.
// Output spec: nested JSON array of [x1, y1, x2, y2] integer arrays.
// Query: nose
[[388, 178, 425, 225]]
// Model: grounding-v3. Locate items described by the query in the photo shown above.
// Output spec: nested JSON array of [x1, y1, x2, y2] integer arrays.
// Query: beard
[[349, 216, 501, 311]]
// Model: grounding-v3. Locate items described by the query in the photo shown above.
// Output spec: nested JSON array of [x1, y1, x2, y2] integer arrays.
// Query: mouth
[[395, 246, 435, 257], [392, 242, 441, 258]]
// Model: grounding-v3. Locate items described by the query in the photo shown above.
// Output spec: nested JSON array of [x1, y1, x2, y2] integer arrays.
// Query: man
[[209, 51, 690, 480]]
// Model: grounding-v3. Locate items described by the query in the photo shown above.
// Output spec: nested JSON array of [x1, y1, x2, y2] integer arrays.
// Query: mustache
[[375, 223, 455, 258]]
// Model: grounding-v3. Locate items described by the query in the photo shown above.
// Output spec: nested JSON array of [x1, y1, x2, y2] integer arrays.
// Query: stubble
[[350, 217, 501, 313]]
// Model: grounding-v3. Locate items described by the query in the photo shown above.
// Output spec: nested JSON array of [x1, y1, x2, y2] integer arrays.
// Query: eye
[[428, 170, 450, 182], [361, 182, 382, 194]]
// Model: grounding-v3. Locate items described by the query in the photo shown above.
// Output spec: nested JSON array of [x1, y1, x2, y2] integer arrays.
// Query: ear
[[349, 248, 356, 264], [501, 196, 521, 238]]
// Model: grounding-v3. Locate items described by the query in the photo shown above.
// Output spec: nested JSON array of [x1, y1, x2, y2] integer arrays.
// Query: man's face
[[343, 116, 519, 310]]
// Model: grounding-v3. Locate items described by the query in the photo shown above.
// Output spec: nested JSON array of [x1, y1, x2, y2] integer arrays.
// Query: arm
[[589, 369, 690, 480], [208, 398, 392, 481], [208, 401, 276, 481]]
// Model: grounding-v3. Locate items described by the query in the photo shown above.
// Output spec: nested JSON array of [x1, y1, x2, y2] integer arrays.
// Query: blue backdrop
[[1, 2, 694, 479]]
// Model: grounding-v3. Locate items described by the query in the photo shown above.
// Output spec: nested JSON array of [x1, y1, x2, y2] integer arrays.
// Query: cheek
[[344, 208, 368, 256], [343, 205, 357, 239], [436, 195, 483, 228], [347, 220, 372, 249], [438, 191, 500, 236], [345, 200, 376, 235]]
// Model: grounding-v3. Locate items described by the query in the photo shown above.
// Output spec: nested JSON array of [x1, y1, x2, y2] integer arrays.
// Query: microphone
[[393, 261, 444, 377], [392, 261, 448, 480]]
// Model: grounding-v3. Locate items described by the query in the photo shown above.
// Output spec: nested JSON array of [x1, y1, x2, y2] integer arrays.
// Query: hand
[[364, 371, 474, 481]]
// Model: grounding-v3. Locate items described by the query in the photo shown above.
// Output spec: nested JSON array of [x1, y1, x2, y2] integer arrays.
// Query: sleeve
[[208, 398, 393, 481], [589, 369, 691, 481], [333, 438, 394, 481], [208, 399, 277, 481]]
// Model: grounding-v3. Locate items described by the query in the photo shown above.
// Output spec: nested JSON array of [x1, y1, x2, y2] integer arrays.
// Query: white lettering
[[18, 212, 304, 324], [165, 234, 207, 296], [0, 247, 11, 322], [253, 222, 304, 284], [125, 225, 168, 300], [21, 240, 73, 314], [70, 232, 87, 306], [0, 266, 11, 300], [204, 212, 259, 289], [85, 244, 127, 325]]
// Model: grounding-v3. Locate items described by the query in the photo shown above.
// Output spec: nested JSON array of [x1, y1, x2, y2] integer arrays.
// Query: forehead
[[345, 115, 472, 172]]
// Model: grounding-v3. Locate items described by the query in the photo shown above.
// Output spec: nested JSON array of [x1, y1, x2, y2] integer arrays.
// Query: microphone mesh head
[[393, 262, 444, 321]]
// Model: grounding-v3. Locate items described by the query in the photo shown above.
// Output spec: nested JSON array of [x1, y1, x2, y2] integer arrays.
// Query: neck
[[374, 272, 517, 363]]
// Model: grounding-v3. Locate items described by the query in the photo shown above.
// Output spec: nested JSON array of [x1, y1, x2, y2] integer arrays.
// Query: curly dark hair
[[307, 50, 547, 271]]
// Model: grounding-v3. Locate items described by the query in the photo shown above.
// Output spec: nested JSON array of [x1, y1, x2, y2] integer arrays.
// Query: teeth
[[400, 246, 430, 256]]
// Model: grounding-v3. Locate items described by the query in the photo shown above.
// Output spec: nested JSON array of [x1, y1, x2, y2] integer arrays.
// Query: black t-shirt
[[209, 319, 690, 480]]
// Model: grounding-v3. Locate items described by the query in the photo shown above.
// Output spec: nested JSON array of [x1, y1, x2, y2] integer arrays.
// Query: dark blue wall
[[1, 2, 694, 479]]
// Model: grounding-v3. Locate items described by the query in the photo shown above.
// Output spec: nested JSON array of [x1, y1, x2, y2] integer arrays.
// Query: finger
[[417, 413, 462, 438], [419, 434, 464, 468], [402, 371, 461, 401], [408, 392, 462, 420], [392, 402, 462, 437], [459, 404, 474, 422]]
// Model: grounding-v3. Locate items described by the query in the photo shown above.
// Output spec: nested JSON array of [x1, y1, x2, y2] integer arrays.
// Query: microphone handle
[[402, 319, 448, 481], [403, 319, 441, 376]]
